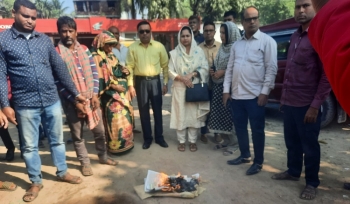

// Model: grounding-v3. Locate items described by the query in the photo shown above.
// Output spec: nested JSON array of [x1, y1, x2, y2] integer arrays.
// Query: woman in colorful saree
[[91, 31, 134, 154]]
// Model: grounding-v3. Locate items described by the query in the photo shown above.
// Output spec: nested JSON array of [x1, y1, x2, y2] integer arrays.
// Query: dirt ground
[[1, 93, 350, 204]]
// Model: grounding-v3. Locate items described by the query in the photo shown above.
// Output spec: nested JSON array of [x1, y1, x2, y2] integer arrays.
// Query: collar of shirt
[[138, 39, 154, 47], [297, 26, 309, 36], [10, 24, 40, 39], [242, 29, 261, 40], [203, 41, 220, 48]]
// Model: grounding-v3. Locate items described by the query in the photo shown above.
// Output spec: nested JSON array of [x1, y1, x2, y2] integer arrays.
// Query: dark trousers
[[231, 98, 265, 165], [283, 105, 321, 188], [0, 127, 15, 150], [135, 76, 164, 143], [201, 89, 212, 135]]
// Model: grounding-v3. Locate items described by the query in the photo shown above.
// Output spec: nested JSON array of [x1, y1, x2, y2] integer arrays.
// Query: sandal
[[300, 185, 317, 200], [178, 143, 185, 152], [23, 183, 43, 202], [57, 172, 83, 184], [81, 165, 93, 176], [99, 158, 118, 166], [215, 134, 223, 143], [271, 171, 299, 181], [223, 147, 238, 156], [0, 181, 17, 191], [189, 143, 197, 152]]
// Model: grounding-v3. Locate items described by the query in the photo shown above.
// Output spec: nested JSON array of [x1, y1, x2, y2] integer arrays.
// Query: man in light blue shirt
[[108, 26, 128, 65]]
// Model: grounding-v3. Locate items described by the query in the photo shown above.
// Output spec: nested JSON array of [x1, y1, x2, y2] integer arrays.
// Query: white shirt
[[223, 29, 277, 99], [112, 44, 128, 66]]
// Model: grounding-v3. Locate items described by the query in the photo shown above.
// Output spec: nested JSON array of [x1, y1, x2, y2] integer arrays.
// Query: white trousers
[[177, 127, 199, 143]]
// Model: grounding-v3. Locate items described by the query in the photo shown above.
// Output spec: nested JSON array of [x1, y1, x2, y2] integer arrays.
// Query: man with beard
[[271, 0, 331, 200], [0, 0, 85, 201], [56, 16, 117, 177]]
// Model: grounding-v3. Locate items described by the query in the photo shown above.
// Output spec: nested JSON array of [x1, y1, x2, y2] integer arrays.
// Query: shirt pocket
[[247, 48, 264, 64], [34, 47, 49, 65], [293, 47, 314, 65]]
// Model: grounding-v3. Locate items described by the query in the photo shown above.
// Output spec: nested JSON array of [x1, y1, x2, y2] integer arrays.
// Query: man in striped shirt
[[55, 16, 117, 177]]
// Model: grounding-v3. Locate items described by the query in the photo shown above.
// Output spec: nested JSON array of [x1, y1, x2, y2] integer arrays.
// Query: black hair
[[13, 0, 36, 12], [108, 26, 119, 32], [137, 21, 151, 30], [180, 26, 192, 36], [188, 15, 200, 23], [203, 21, 215, 30], [221, 24, 229, 45], [240, 6, 259, 20], [57, 16, 77, 32], [224, 10, 238, 19]]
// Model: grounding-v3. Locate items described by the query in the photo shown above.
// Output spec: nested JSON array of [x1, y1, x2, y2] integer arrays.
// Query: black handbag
[[185, 76, 210, 102]]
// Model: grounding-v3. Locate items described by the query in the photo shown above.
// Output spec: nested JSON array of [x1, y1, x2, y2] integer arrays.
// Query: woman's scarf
[[91, 31, 120, 85], [170, 26, 208, 82], [213, 21, 241, 84], [57, 41, 99, 130]]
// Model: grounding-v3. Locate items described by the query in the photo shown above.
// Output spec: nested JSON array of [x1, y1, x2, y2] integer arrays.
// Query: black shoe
[[227, 156, 251, 165], [246, 163, 263, 175], [155, 140, 168, 148], [6, 148, 15, 162], [142, 142, 151, 149], [344, 183, 350, 190]]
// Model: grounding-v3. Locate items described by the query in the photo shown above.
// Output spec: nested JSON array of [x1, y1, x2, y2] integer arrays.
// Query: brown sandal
[[271, 171, 299, 181], [178, 143, 185, 152], [99, 158, 118, 166], [189, 143, 197, 152], [0, 181, 17, 191], [300, 185, 317, 200], [81, 165, 93, 176], [23, 183, 43, 202], [57, 172, 83, 184]]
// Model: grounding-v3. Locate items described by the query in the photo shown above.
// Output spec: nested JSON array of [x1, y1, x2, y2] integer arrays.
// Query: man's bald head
[[108, 26, 120, 41]]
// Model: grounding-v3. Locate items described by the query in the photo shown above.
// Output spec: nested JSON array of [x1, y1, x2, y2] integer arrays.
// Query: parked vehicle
[[260, 18, 347, 128]]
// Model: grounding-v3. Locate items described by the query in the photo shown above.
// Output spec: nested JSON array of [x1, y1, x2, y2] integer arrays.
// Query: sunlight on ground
[[265, 131, 282, 137], [262, 164, 282, 173]]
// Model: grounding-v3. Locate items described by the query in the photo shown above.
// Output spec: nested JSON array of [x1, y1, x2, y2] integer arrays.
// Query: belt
[[135, 75, 159, 80]]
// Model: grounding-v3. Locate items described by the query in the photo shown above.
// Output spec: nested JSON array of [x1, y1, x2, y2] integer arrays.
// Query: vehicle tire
[[321, 94, 336, 128]]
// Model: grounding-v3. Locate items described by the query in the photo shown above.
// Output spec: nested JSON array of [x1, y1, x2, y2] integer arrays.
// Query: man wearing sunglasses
[[126, 21, 169, 150], [223, 6, 277, 175]]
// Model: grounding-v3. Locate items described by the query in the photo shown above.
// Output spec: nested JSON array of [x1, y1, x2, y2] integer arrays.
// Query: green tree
[[50, 0, 69, 18], [35, 0, 68, 18], [0, 0, 15, 18]]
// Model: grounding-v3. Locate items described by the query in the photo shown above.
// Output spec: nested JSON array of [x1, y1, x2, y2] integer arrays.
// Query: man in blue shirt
[[188, 15, 204, 45], [0, 0, 85, 201]]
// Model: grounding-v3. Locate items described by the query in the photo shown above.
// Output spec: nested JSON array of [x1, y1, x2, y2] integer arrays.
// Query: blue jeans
[[15, 100, 67, 184], [231, 98, 265, 165]]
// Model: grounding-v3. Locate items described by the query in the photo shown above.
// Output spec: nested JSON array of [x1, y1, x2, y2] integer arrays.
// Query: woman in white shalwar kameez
[[168, 26, 210, 152]]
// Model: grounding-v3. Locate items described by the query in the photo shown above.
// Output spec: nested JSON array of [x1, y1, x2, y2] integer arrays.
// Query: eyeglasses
[[138, 30, 151, 34], [244, 16, 259, 23]]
